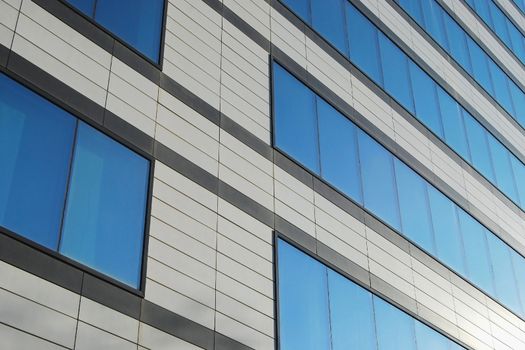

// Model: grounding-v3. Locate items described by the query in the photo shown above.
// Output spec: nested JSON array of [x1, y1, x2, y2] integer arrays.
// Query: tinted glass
[[457, 209, 495, 295], [399, 0, 423, 23], [488, 137, 519, 203], [508, 24, 525, 62], [282, 0, 311, 23], [312, 0, 348, 54], [95, 0, 164, 62], [347, 4, 383, 84], [410, 62, 444, 137], [488, 2, 511, 44], [486, 233, 523, 316], [488, 62, 515, 117], [509, 82, 525, 127], [318, 99, 363, 204], [511, 156, 525, 206], [415, 321, 450, 350], [421, 0, 448, 48], [428, 188, 467, 276], [0, 74, 76, 249], [274, 64, 320, 173], [60, 122, 149, 288], [278, 239, 331, 350], [464, 113, 495, 183], [467, 38, 494, 95], [511, 252, 525, 315], [375, 297, 417, 350], [438, 89, 470, 161], [379, 33, 415, 113], [444, 14, 472, 73], [328, 270, 377, 350], [395, 160, 436, 254], [66, 0, 96, 15], [358, 131, 401, 230]]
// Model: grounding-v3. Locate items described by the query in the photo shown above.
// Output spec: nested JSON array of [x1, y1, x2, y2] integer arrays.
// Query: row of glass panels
[[281, 0, 525, 211], [65, 0, 165, 63], [512, 0, 525, 13], [273, 63, 525, 319], [398, 0, 525, 134], [463, 0, 525, 64], [278, 239, 464, 350], [0, 73, 150, 288]]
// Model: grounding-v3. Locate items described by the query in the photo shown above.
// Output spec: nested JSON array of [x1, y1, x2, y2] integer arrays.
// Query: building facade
[[1, 0, 525, 349]]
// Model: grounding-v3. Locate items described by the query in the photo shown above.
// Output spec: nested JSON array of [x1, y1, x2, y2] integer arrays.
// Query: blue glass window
[[278, 239, 331, 350], [437, 89, 470, 161], [487, 137, 519, 203], [375, 297, 417, 350], [65, 0, 165, 62], [60, 122, 149, 287], [488, 62, 515, 117], [443, 14, 472, 73], [273, 64, 320, 173], [464, 113, 496, 183], [409, 62, 444, 137], [511, 156, 525, 206], [398, 0, 423, 24], [0, 73, 150, 289], [0, 74, 76, 250], [281, 0, 311, 23], [488, 2, 511, 44], [379, 33, 415, 113], [311, 0, 347, 55], [466, 38, 494, 95], [421, 0, 448, 49], [415, 322, 450, 350], [428, 188, 467, 276], [347, 4, 383, 84], [318, 99, 362, 204], [395, 160, 436, 254], [358, 131, 401, 230], [328, 269, 377, 350]]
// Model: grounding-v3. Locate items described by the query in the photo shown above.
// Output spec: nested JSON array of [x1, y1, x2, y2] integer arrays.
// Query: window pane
[[409, 62, 444, 137], [457, 209, 495, 296], [95, 0, 164, 62], [488, 2, 511, 44], [488, 62, 515, 117], [374, 297, 417, 350], [508, 25, 525, 62], [347, 4, 383, 84], [277, 239, 331, 350], [511, 252, 525, 317], [328, 269, 377, 350], [421, 0, 448, 49], [312, 0, 347, 54], [281, 0, 311, 23], [358, 131, 401, 230], [487, 136, 519, 203], [486, 233, 523, 316], [273, 64, 320, 173], [511, 156, 525, 206], [318, 99, 362, 204], [509, 82, 525, 126], [467, 38, 494, 95], [60, 122, 149, 288], [415, 321, 450, 350], [0, 74, 76, 250], [464, 113, 496, 183], [444, 14, 472, 74], [66, 0, 96, 16], [395, 160, 436, 255], [438, 89, 470, 161], [473, 0, 493, 27], [379, 33, 415, 113], [399, 0, 423, 24], [428, 187, 467, 276]]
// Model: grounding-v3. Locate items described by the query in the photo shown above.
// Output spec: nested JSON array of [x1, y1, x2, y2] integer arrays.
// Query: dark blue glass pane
[[312, 0, 348, 55], [328, 269, 377, 350], [421, 0, 448, 49], [273, 64, 320, 173], [507, 22, 525, 61], [409, 62, 444, 137], [464, 113, 496, 183], [509, 82, 525, 126], [488, 62, 515, 117], [358, 131, 401, 230], [347, 4, 383, 84], [379, 33, 415, 113], [415, 321, 450, 350], [95, 0, 164, 62], [467, 38, 494, 95], [511, 252, 525, 317], [487, 2, 511, 45], [511, 156, 525, 207], [0, 74, 76, 250], [374, 297, 417, 350], [277, 239, 331, 350], [444, 14, 472, 74], [428, 187, 467, 276], [66, 0, 96, 16], [395, 160, 436, 255], [473, 0, 494, 27], [486, 233, 523, 316], [457, 209, 495, 296], [318, 99, 363, 204], [399, 0, 424, 25], [438, 89, 471, 161], [282, 0, 311, 23], [60, 122, 149, 288], [487, 136, 519, 203]]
